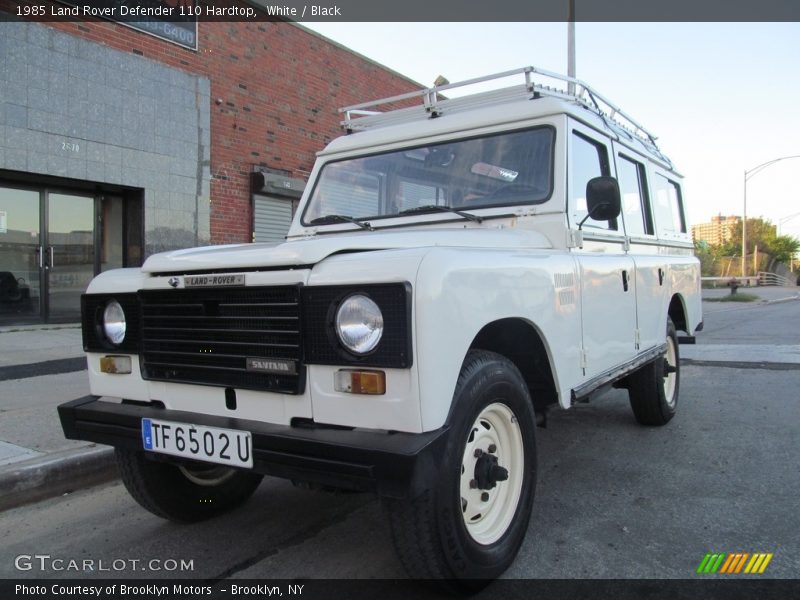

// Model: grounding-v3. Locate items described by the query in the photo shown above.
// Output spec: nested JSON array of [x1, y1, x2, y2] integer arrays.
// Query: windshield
[[302, 126, 554, 225]]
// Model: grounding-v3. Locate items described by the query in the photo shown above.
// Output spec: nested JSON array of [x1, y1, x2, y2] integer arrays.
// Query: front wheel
[[116, 449, 263, 523], [385, 350, 537, 591], [627, 319, 680, 426]]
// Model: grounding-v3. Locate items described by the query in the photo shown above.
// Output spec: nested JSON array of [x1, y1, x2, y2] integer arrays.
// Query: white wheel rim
[[459, 402, 524, 545], [178, 464, 236, 487], [664, 335, 678, 408]]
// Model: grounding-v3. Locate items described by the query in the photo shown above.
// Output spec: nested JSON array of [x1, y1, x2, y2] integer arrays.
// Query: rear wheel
[[628, 319, 680, 426], [385, 350, 537, 591], [116, 449, 263, 523]]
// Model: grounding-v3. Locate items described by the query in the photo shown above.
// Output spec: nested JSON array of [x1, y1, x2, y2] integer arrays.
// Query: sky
[[303, 22, 800, 240]]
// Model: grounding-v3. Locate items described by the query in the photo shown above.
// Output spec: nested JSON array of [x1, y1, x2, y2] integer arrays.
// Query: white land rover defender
[[59, 67, 701, 587]]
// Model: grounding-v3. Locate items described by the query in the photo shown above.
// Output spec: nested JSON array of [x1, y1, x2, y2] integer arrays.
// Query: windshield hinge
[[567, 229, 584, 249]]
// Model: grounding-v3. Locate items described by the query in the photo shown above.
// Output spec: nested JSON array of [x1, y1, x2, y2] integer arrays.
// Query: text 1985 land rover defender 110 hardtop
[[59, 67, 701, 588]]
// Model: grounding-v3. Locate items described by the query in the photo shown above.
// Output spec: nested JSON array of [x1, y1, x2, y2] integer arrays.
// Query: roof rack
[[339, 66, 662, 152]]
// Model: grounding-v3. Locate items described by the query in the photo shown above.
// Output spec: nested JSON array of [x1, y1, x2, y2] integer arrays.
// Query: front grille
[[139, 286, 304, 394]]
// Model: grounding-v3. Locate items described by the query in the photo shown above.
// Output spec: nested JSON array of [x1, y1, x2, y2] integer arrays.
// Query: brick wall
[[4, 1, 417, 244]]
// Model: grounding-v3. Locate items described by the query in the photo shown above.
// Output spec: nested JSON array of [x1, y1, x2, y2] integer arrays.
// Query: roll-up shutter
[[253, 195, 293, 244]]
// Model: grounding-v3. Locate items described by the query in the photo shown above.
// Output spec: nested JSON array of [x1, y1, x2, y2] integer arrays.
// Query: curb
[[0, 356, 86, 381], [681, 358, 800, 371], [0, 445, 118, 512], [765, 294, 800, 304]]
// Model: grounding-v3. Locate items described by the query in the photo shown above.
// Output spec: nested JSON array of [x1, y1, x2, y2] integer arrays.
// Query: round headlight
[[335, 294, 383, 354], [103, 300, 126, 346]]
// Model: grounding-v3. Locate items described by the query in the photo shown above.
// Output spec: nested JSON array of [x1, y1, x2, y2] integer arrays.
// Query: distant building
[[692, 215, 741, 246]]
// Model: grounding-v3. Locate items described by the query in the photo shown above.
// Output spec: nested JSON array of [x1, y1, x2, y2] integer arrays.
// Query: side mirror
[[580, 176, 621, 229]]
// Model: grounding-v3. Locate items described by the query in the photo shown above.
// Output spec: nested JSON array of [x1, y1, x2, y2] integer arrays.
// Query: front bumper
[[58, 396, 448, 499]]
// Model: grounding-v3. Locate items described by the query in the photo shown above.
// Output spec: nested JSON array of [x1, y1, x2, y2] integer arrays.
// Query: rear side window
[[652, 174, 686, 234], [570, 132, 616, 231], [617, 154, 654, 236]]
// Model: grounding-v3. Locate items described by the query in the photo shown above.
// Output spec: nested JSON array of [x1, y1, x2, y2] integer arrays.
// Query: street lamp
[[779, 212, 800, 273], [778, 211, 800, 236], [742, 155, 800, 278]]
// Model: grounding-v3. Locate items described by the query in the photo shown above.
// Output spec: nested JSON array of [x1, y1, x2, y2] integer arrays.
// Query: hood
[[141, 228, 552, 274]]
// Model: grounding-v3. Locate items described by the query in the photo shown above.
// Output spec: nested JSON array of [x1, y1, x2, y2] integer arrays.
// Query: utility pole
[[742, 171, 747, 279]]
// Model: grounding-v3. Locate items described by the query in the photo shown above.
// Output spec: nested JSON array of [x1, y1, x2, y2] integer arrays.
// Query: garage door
[[253, 195, 293, 245]]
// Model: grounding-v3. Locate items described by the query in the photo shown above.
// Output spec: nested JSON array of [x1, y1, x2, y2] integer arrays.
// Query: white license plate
[[141, 418, 253, 469]]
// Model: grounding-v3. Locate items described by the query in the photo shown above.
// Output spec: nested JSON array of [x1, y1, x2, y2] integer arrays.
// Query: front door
[[0, 186, 42, 322], [0, 184, 137, 324], [45, 192, 96, 321], [568, 122, 637, 379]]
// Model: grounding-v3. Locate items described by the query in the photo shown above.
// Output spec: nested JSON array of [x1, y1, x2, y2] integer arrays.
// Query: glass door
[[45, 192, 96, 321], [0, 186, 42, 322]]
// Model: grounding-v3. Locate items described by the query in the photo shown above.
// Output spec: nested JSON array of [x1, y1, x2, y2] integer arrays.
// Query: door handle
[[48, 246, 55, 269], [622, 269, 629, 292], [658, 268, 665, 286], [36, 247, 44, 269]]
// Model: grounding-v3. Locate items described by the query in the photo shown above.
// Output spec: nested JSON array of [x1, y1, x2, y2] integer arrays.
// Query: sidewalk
[[0, 322, 83, 367], [684, 286, 800, 366], [0, 287, 798, 512], [0, 324, 117, 511]]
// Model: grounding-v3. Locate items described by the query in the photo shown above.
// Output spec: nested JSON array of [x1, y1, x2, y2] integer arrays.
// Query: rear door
[[612, 144, 666, 352]]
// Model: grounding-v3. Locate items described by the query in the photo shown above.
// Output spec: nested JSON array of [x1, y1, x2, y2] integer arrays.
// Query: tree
[[727, 217, 777, 255], [694, 241, 715, 276], [726, 217, 799, 264], [766, 235, 800, 266], [696, 217, 799, 275]]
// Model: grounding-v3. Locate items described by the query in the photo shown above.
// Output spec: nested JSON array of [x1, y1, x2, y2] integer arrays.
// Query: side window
[[570, 132, 616, 230], [652, 174, 686, 235], [616, 154, 654, 236]]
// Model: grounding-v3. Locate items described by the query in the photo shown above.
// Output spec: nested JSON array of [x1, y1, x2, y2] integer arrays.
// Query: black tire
[[384, 350, 537, 591], [628, 319, 680, 426], [115, 449, 263, 523]]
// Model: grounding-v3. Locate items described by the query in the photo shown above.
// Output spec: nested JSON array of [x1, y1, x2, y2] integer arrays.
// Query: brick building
[[691, 215, 741, 247], [0, 2, 416, 324]]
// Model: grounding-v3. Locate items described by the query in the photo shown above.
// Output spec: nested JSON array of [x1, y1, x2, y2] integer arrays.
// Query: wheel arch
[[668, 293, 688, 333], [466, 318, 559, 414]]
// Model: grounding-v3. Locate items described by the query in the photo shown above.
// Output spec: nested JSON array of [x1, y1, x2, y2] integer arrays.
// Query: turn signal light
[[334, 369, 386, 395], [100, 355, 132, 374]]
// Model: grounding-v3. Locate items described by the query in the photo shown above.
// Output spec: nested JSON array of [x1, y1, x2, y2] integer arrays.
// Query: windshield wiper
[[308, 214, 374, 230], [398, 204, 483, 223]]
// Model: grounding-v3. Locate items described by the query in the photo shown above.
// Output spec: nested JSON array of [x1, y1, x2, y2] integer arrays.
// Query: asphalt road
[[699, 296, 800, 345], [1, 299, 799, 587]]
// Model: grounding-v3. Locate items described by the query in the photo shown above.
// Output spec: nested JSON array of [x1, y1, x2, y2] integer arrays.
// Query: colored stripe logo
[[697, 552, 773, 574]]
